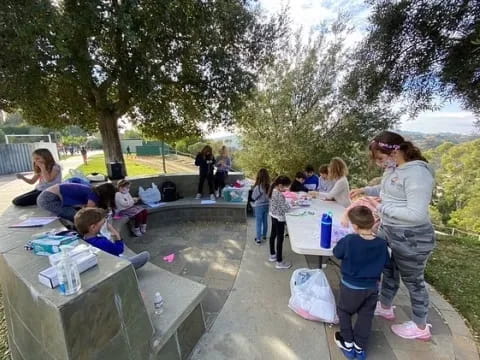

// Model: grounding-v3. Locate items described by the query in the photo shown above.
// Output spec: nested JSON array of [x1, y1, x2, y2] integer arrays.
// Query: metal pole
[[5, 135, 8, 144]]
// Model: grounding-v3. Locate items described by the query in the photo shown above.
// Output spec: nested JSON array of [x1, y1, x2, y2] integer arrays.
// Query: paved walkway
[[190, 218, 479, 360], [0, 165, 478, 359]]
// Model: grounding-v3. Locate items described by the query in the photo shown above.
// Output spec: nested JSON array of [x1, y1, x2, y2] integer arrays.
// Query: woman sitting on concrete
[[13, 148, 62, 206]]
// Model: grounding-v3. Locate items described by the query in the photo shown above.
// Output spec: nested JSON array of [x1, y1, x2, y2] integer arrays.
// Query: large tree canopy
[[347, 0, 480, 122], [236, 22, 397, 183], [0, 0, 285, 175]]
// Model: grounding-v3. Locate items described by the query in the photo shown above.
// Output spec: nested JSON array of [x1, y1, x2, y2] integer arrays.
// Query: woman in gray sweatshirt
[[350, 131, 436, 342]]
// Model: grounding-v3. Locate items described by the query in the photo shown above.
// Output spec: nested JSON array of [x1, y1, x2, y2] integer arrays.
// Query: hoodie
[[364, 160, 435, 227]]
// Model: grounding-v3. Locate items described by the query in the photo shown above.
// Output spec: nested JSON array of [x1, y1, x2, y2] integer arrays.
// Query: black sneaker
[[254, 238, 261, 245], [334, 332, 355, 359], [262, 236, 267, 242]]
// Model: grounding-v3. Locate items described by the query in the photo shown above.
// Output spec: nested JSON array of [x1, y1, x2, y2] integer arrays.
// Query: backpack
[[161, 181, 178, 202]]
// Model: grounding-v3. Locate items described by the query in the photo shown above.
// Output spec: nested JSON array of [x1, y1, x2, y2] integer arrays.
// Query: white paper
[[10, 217, 58, 228]]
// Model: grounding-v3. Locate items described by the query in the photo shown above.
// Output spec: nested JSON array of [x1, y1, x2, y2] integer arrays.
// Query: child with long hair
[[318, 157, 351, 208], [37, 182, 116, 222], [268, 175, 292, 269], [214, 145, 232, 197], [115, 180, 148, 237], [13, 148, 62, 206], [252, 168, 271, 245], [195, 145, 216, 200]]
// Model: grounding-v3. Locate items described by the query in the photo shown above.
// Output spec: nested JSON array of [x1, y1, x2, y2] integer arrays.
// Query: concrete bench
[[0, 173, 247, 360]]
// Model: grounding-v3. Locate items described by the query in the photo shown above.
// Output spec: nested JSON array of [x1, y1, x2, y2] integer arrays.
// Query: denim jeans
[[254, 205, 269, 240]]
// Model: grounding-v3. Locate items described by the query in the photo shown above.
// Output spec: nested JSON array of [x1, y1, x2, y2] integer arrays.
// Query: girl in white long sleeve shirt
[[318, 158, 351, 208]]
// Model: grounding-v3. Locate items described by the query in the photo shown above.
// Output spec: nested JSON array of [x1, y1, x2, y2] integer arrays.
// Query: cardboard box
[[38, 253, 98, 289]]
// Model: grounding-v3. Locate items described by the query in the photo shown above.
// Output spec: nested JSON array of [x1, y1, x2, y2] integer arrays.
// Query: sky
[[209, 0, 478, 138]]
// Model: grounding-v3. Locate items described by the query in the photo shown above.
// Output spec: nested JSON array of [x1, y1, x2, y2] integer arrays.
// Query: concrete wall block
[[176, 304, 206, 360], [8, 309, 52, 360], [155, 333, 181, 360], [91, 332, 130, 360], [61, 266, 152, 359]]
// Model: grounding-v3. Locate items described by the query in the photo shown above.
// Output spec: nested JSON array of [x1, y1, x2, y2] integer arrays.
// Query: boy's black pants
[[337, 283, 378, 349]]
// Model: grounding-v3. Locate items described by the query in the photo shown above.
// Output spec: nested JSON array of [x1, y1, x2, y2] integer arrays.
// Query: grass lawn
[[77, 154, 158, 177], [425, 234, 480, 341]]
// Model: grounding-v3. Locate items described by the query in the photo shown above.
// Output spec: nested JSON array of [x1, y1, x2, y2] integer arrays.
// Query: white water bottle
[[153, 292, 164, 315], [56, 247, 81, 296]]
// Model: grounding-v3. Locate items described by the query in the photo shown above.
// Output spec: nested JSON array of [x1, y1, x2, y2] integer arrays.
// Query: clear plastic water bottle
[[153, 292, 164, 315], [56, 247, 81, 296], [100, 210, 113, 238]]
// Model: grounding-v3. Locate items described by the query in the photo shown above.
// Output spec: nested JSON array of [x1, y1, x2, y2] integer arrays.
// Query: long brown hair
[[200, 145, 213, 157], [32, 148, 55, 174], [93, 183, 116, 210], [268, 175, 291, 198], [328, 157, 348, 180], [254, 168, 270, 194], [369, 131, 427, 162]]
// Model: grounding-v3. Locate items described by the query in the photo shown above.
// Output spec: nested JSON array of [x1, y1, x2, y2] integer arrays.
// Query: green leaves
[[0, 0, 285, 162], [349, 0, 480, 119], [236, 23, 396, 181], [429, 139, 480, 231]]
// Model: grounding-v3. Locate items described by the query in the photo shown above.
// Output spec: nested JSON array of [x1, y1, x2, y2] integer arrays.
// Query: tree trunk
[[161, 141, 167, 173], [98, 113, 127, 178]]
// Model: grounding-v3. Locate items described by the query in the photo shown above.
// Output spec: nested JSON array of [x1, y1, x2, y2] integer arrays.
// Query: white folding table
[[286, 199, 347, 268]]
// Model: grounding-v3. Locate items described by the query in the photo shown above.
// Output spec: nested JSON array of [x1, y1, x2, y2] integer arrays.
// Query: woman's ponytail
[[399, 141, 427, 162], [370, 131, 427, 163]]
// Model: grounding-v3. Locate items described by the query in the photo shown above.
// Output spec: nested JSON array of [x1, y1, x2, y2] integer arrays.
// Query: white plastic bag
[[288, 268, 338, 323], [138, 183, 161, 205]]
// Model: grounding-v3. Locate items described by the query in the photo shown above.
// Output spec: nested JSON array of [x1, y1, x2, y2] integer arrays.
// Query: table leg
[[318, 256, 323, 269]]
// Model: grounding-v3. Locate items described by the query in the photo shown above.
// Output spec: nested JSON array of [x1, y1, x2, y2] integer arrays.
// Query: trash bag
[[138, 183, 161, 205], [288, 268, 338, 323]]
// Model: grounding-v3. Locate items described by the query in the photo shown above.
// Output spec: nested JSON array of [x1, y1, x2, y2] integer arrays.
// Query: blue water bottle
[[320, 212, 333, 248]]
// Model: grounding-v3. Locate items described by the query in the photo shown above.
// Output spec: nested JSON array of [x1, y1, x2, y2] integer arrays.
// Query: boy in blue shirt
[[303, 165, 319, 191], [333, 206, 389, 360], [74, 207, 150, 269]]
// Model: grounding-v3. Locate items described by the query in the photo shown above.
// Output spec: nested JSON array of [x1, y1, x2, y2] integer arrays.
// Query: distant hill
[[398, 130, 479, 150]]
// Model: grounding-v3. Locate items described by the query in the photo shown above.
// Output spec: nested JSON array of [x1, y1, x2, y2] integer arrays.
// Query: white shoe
[[268, 254, 277, 262], [210, 194, 216, 201], [195, 193, 202, 200], [132, 227, 143, 237], [275, 261, 292, 269], [140, 224, 147, 234]]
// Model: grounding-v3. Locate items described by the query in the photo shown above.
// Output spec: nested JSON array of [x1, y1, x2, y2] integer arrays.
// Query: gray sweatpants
[[377, 223, 435, 326]]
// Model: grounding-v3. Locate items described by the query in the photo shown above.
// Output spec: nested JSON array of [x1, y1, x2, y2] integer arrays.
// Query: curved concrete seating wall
[[125, 172, 245, 199], [0, 173, 247, 360]]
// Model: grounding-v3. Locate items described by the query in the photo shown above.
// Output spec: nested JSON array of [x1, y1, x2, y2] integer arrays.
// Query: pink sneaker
[[374, 301, 396, 320], [391, 321, 432, 340]]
